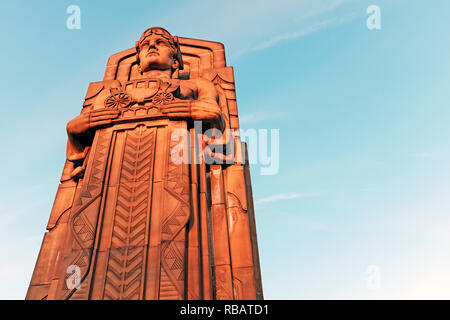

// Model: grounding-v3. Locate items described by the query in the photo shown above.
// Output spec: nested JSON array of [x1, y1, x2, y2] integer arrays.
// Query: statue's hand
[[161, 100, 222, 123], [66, 109, 120, 135], [160, 101, 191, 119]]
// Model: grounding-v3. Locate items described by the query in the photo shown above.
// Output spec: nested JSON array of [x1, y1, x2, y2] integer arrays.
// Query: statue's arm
[[66, 80, 121, 157], [66, 106, 91, 162], [193, 78, 225, 130], [161, 78, 225, 130], [66, 106, 119, 160]]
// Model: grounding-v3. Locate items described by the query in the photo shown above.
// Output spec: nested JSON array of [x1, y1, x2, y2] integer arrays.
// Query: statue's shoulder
[[181, 77, 215, 90], [83, 80, 122, 108]]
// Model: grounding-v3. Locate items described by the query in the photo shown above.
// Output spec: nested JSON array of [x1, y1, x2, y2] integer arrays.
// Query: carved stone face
[[138, 34, 176, 72]]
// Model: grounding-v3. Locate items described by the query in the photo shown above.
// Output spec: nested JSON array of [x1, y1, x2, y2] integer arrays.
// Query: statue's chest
[[122, 79, 181, 105], [98, 78, 194, 121], [103, 79, 194, 111]]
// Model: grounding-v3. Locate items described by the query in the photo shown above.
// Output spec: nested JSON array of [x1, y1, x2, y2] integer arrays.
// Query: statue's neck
[[140, 69, 172, 79]]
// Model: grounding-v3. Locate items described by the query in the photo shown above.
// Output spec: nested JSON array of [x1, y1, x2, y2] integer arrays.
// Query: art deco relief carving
[[26, 27, 263, 300]]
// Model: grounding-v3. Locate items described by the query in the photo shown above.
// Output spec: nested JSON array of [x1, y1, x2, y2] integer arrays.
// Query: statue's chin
[[141, 64, 172, 72]]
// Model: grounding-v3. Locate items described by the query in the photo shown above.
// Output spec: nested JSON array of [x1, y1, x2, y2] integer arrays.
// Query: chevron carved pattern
[[158, 132, 190, 299], [62, 131, 112, 300], [163, 135, 190, 239], [75, 132, 109, 207], [159, 265, 182, 300], [103, 126, 155, 300]]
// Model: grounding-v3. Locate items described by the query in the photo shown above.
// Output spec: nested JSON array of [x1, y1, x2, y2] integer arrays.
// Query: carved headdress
[[135, 26, 184, 70]]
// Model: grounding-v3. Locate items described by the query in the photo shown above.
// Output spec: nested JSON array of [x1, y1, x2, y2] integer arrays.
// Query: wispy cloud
[[247, 18, 338, 53], [305, 221, 338, 232], [159, 0, 356, 60], [410, 152, 443, 159], [239, 110, 284, 125], [256, 192, 317, 204]]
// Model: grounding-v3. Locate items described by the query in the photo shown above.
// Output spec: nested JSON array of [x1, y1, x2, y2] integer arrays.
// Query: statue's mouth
[[147, 50, 159, 56]]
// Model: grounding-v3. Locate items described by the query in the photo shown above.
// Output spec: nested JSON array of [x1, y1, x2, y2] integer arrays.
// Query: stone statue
[[27, 27, 263, 300]]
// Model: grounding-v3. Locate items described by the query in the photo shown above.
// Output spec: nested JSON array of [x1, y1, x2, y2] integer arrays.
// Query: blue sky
[[1, 0, 450, 299]]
